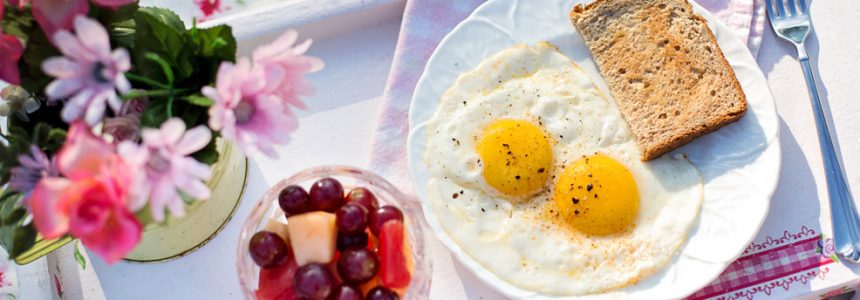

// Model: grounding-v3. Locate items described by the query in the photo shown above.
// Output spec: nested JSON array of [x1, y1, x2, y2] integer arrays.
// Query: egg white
[[423, 43, 704, 296]]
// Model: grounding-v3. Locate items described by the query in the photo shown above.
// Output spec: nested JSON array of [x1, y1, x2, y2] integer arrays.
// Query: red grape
[[249, 231, 289, 268], [337, 248, 379, 284], [379, 221, 410, 288], [345, 188, 378, 213], [336, 203, 369, 234], [369, 206, 403, 236], [328, 285, 363, 300], [279, 185, 311, 216], [365, 287, 399, 300], [310, 178, 345, 213], [337, 232, 369, 251], [294, 263, 336, 300]]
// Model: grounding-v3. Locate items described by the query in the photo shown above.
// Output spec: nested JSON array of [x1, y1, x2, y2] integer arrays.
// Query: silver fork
[[766, 0, 860, 262]]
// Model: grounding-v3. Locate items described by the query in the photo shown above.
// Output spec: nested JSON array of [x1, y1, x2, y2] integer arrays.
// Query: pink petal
[[42, 57, 81, 78], [52, 30, 96, 62], [112, 48, 131, 73], [252, 30, 297, 62], [60, 88, 93, 122], [75, 202, 141, 264], [57, 122, 116, 180], [176, 175, 210, 200], [73, 16, 111, 59], [90, 0, 136, 8], [0, 34, 24, 85], [179, 158, 212, 180], [292, 38, 313, 55], [32, 0, 89, 46], [149, 181, 175, 222], [141, 127, 164, 146], [174, 126, 212, 155], [166, 198, 185, 219], [45, 77, 84, 99], [160, 118, 186, 146], [84, 91, 108, 125], [28, 177, 73, 239], [106, 91, 122, 112], [214, 62, 234, 95]]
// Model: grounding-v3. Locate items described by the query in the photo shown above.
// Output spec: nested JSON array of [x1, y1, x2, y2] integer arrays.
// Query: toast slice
[[570, 0, 747, 160]]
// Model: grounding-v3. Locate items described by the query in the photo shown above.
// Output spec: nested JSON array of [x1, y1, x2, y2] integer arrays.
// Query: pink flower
[[32, 0, 136, 42], [8, 0, 32, 9], [118, 118, 212, 222], [91, 0, 136, 8], [32, 0, 90, 43], [42, 16, 131, 126], [28, 123, 141, 263], [103, 98, 146, 144], [252, 30, 323, 110], [204, 58, 297, 158], [0, 33, 23, 85]]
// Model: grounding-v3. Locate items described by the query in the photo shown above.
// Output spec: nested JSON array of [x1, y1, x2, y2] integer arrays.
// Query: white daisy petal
[[160, 118, 186, 145], [73, 16, 111, 59], [53, 31, 97, 62], [174, 126, 212, 155], [42, 57, 80, 78], [45, 78, 83, 99]]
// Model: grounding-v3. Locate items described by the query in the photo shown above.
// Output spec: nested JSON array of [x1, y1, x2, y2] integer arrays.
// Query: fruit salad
[[247, 177, 414, 300]]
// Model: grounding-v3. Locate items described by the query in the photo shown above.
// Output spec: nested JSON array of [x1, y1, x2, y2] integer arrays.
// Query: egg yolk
[[553, 154, 639, 236], [477, 119, 553, 198]]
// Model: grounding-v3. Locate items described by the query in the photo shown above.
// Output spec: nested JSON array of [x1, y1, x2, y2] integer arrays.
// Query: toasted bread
[[570, 0, 747, 160]]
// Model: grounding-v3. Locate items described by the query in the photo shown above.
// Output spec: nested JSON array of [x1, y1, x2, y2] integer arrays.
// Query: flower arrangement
[[0, 0, 322, 263]]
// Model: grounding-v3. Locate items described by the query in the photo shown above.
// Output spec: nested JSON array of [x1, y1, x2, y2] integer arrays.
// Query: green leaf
[[140, 99, 169, 128], [184, 95, 214, 107], [134, 7, 194, 82], [192, 137, 219, 165], [18, 20, 60, 96], [1, 6, 35, 42], [144, 52, 175, 84], [109, 19, 137, 50], [192, 25, 236, 61], [9, 224, 37, 257], [74, 241, 87, 270]]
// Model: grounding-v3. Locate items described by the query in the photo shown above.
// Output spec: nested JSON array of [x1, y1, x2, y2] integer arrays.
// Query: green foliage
[[134, 7, 194, 83], [0, 191, 35, 258], [184, 94, 214, 107], [0, 1, 238, 260]]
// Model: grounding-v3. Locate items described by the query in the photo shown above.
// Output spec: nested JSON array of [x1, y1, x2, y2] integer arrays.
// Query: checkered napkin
[[365, 0, 816, 299]]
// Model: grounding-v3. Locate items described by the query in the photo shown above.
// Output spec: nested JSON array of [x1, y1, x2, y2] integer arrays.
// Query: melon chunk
[[287, 212, 337, 266], [264, 218, 290, 244]]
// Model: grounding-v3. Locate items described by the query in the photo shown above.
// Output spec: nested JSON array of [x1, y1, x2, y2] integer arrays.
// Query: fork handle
[[800, 57, 860, 253]]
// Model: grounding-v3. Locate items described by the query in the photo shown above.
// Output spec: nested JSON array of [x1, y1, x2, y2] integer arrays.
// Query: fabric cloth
[[369, 0, 765, 189], [367, 0, 769, 298]]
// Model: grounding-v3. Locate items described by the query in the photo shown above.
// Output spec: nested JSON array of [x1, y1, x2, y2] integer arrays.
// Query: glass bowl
[[237, 166, 432, 299]]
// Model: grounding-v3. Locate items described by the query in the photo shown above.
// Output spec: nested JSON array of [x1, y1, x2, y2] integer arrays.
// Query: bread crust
[[570, 0, 747, 160]]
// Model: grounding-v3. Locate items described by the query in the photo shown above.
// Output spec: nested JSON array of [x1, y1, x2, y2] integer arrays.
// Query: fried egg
[[423, 43, 704, 296]]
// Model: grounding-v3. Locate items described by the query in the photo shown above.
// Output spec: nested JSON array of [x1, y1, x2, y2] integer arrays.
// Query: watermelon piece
[[256, 257, 298, 300], [379, 220, 411, 288]]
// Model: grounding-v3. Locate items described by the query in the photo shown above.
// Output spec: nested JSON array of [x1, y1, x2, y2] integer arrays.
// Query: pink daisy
[[118, 118, 213, 222], [42, 16, 131, 126], [252, 30, 324, 110], [203, 58, 298, 158]]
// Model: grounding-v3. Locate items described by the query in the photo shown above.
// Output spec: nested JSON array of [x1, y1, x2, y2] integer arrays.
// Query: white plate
[[406, 0, 781, 299]]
